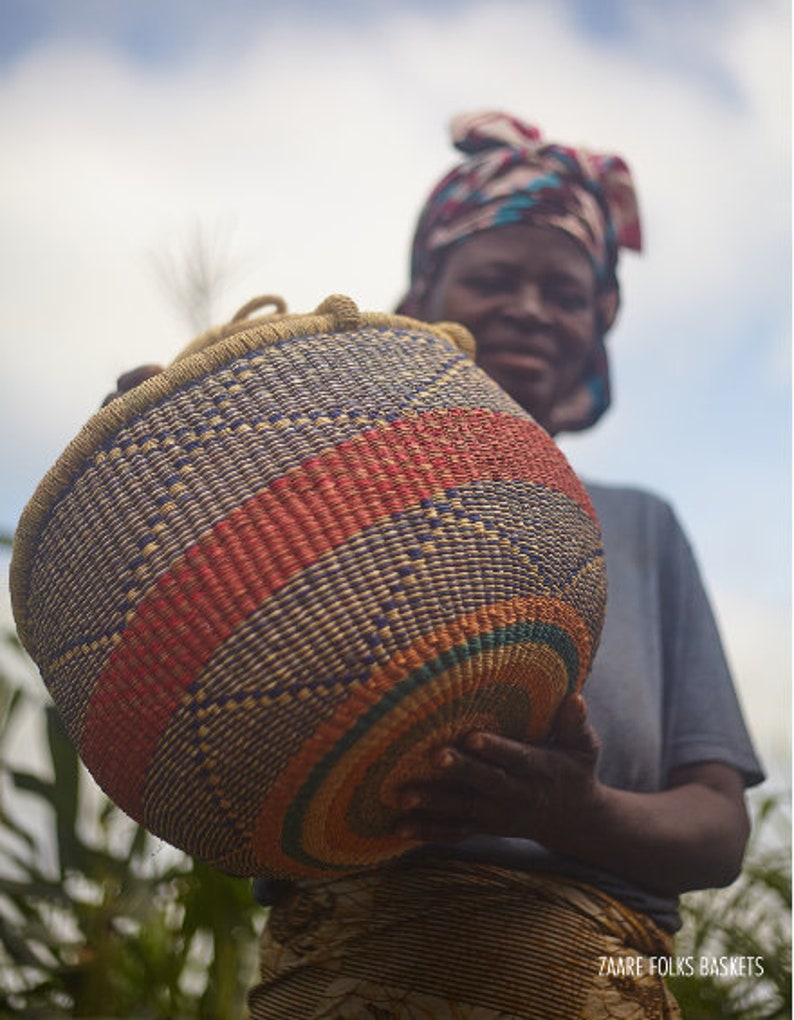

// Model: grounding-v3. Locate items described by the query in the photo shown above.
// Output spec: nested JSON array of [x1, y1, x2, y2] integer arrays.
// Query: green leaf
[[0, 806, 38, 852], [44, 706, 85, 879], [0, 685, 25, 744], [9, 770, 57, 806]]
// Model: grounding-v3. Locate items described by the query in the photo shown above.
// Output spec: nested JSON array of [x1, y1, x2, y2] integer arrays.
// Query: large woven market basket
[[11, 294, 606, 879]]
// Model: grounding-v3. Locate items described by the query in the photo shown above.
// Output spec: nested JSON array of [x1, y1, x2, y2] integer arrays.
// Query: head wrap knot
[[397, 110, 642, 432]]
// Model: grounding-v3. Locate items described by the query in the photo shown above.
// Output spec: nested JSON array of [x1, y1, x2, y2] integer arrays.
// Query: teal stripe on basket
[[281, 620, 578, 869]]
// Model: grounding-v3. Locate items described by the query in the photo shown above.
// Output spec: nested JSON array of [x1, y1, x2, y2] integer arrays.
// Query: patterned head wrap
[[397, 111, 642, 432]]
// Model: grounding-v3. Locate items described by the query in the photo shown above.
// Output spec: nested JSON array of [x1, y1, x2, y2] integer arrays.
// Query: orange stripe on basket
[[251, 593, 591, 874], [80, 407, 593, 819], [295, 648, 568, 872]]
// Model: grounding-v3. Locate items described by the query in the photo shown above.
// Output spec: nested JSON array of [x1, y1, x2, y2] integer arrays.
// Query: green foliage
[[667, 792, 791, 1019], [0, 631, 264, 1019]]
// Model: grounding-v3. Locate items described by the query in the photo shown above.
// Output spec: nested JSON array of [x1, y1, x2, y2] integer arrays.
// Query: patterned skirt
[[247, 859, 682, 1019]]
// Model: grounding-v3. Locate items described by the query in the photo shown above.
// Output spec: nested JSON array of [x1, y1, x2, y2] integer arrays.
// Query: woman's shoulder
[[583, 479, 673, 515], [582, 480, 686, 548]]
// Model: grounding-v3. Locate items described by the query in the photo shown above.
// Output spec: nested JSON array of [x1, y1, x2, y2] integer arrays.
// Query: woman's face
[[418, 224, 602, 432]]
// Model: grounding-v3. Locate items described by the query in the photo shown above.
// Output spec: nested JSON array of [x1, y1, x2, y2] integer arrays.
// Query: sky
[[0, 0, 790, 781]]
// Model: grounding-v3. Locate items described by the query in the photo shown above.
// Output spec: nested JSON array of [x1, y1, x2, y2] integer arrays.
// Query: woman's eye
[[462, 275, 515, 295], [552, 290, 588, 311]]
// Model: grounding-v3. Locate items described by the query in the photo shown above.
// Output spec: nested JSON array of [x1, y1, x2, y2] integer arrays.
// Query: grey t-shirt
[[432, 482, 765, 931]]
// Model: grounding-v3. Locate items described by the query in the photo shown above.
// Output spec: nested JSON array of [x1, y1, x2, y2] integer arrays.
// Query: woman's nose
[[505, 284, 550, 322]]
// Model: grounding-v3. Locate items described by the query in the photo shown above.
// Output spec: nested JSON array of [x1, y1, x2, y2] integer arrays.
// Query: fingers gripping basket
[[11, 295, 606, 879]]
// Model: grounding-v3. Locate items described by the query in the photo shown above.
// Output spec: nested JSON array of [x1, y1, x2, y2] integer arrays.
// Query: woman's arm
[[396, 694, 750, 897]]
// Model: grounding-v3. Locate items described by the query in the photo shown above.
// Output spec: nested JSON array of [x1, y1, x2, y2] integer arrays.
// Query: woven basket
[[11, 294, 606, 879]]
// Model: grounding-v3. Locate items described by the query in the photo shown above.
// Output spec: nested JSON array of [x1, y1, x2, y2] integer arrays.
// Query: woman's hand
[[395, 694, 751, 897], [101, 364, 164, 407], [396, 694, 603, 847]]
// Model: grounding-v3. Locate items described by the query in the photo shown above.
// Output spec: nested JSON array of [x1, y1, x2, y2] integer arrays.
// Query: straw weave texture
[[11, 295, 606, 878]]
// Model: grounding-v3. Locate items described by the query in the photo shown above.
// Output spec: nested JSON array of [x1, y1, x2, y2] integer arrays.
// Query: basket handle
[[230, 295, 288, 322], [314, 294, 362, 332]]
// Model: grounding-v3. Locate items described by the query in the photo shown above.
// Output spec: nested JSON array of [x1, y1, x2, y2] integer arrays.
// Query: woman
[[246, 113, 764, 1019]]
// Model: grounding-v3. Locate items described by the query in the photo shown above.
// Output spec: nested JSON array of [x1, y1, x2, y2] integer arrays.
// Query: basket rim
[[9, 295, 475, 650]]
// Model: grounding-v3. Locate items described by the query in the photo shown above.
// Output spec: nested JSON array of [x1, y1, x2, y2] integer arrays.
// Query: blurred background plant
[[666, 789, 791, 1019]]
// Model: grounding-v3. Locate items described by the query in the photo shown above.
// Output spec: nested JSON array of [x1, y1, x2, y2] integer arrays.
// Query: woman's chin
[[495, 380, 554, 427]]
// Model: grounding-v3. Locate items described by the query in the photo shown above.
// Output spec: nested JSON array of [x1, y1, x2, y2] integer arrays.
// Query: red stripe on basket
[[80, 407, 594, 819]]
